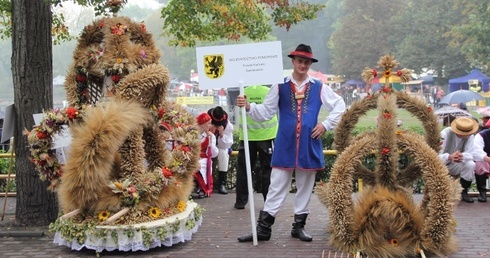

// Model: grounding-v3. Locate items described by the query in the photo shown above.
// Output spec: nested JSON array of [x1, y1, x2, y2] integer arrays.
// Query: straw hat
[[450, 117, 478, 136]]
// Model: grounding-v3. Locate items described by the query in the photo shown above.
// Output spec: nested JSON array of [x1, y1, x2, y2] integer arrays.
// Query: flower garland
[[27, 101, 198, 195], [26, 106, 86, 189]]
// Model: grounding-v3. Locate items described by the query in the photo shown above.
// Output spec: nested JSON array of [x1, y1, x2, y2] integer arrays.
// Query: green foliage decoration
[[141, 227, 152, 248]]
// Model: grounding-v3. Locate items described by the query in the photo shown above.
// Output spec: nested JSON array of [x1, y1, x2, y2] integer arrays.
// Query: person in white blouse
[[236, 44, 345, 242], [439, 117, 479, 203], [194, 113, 219, 198]]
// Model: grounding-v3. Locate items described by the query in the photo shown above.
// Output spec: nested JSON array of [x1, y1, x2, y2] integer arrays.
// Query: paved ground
[[0, 192, 489, 258]]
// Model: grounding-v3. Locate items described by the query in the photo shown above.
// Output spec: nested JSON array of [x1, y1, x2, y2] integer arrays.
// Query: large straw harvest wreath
[[315, 54, 461, 257], [26, 16, 203, 252]]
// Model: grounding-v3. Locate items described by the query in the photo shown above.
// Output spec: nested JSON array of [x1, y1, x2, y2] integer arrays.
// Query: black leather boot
[[238, 210, 275, 242], [291, 213, 313, 242], [475, 174, 487, 202], [218, 171, 228, 194], [460, 178, 474, 203]]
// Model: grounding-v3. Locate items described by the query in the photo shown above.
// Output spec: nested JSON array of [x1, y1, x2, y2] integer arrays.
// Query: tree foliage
[[329, 0, 405, 79], [0, 0, 11, 39], [392, 0, 469, 83], [160, 0, 324, 47], [0, 0, 127, 43], [450, 0, 490, 73]]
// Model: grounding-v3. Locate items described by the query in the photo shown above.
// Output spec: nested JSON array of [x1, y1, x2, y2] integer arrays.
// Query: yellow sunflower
[[149, 206, 162, 218], [98, 210, 110, 221], [177, 200, 186, 212]]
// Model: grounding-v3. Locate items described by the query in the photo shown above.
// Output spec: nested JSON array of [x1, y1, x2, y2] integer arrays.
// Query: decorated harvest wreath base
[[27, 16, 203, 252], [315, 55, 461, 257], [51, 201, 203, 252]]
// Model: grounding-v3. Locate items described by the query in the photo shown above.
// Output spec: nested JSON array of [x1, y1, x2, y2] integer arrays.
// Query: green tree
[[270, 0, 336, 72], [160, 0, 324, 47], [329, 0, 405, 79], [392, 0, 469, 84], [450, 0, 490, 74], [11, 0, 58, 226]]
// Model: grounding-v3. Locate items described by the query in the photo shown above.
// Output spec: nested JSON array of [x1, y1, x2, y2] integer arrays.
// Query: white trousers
[[217, 148, 229, 171], [263, 168, 316, 217], [447, 160, 475, 182], [198, 158, 209, 184]]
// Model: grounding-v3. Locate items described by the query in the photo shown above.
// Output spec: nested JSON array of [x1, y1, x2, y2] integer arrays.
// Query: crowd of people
[[174, 43, 490, 245]]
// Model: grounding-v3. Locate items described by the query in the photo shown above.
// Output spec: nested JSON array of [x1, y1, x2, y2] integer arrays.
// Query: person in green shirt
[[234, 85, 278, 209]]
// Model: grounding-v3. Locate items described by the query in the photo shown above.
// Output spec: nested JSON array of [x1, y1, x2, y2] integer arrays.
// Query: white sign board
[[2, 104, 15, 143], [33, 113, 72, 150], [196, 41, 284, 89]]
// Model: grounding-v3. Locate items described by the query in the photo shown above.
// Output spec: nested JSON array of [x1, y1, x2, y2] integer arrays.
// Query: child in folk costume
[[195, 113, 219, 198]]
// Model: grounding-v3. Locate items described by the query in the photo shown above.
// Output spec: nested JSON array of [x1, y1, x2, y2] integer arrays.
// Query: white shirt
[[247, 75, 345, 131], [438, 127, 475, 163], [473, 133, 487, 162], [201, 132, 219, 158], [216, 121, 234, 150]]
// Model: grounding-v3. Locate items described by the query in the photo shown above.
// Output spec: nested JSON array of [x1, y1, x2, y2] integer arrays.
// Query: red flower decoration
[[76, 74, 86, 82], [372, 69, 377, 77], [381, 87, 392, 93], [37, 131, 48, 139], [158, 108, 165, 119], [66, 107, 78, 119], [111, 75, 120, 83], [396, 70, 403, 76], [162, 167, 173, 178], [381, 148, 390, 155]]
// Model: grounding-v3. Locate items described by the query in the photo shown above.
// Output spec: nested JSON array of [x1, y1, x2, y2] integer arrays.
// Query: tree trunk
[[11, 0, 58, 226]]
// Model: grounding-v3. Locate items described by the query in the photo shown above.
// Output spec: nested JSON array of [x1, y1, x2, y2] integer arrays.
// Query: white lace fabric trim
[[53, 201, 202, 252]]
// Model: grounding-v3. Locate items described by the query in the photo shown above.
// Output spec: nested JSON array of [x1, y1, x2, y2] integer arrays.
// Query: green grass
[[319, 108, 425, 128]]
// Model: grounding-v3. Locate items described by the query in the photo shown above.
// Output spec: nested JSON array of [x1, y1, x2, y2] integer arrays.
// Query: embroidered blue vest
[[271, 77, 324, 170]]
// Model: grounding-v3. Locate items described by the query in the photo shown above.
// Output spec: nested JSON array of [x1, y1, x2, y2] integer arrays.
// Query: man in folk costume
[[472, 119, 490, 202], [207, 106, 234, 194], [195, 113, 219, 198], [236, 44, 345, 242], [439, 116, 479, 203]]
